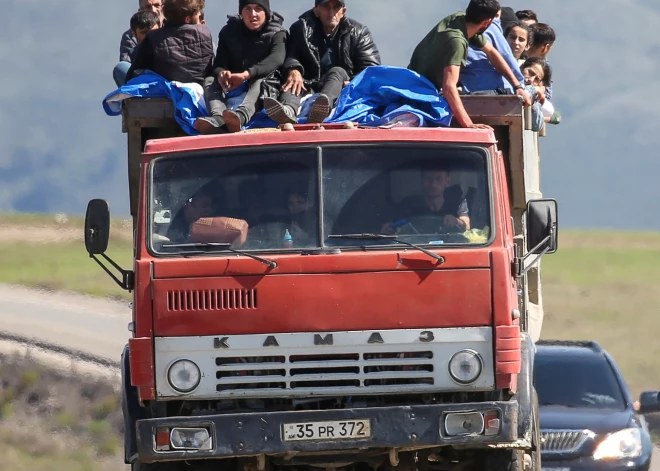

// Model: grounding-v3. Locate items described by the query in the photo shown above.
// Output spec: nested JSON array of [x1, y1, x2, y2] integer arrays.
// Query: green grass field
[[1, 213, 659, 396]]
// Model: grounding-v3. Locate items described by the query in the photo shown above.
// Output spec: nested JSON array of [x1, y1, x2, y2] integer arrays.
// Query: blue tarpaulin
[[102, 72, 208, 135], [102, 66, 454, 134], [326, 65, 453, 127]]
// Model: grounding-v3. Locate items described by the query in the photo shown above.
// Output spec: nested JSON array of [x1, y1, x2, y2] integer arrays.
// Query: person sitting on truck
[[527, 23, 556, 99], [194, 0, 287, 134], [505, 21, 532, 65], [407, 0, 531, 129], [381, 164, 470, 235], [498, 7, 519, 32], [262, 0, 382, 125], [119, 0, 164, 65], [126, 0, 214, 87], [519, 57, 553, 131], [515, 9, 538, 26], [113, 11, 161, 87], [459, 7, 525, 94]]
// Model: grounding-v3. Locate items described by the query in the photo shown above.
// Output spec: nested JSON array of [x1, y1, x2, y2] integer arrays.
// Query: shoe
[[194, 116, 224, 135], [223, 109, 246, 133], [308, 94, 331, 124], [264, 97, 298, 125]]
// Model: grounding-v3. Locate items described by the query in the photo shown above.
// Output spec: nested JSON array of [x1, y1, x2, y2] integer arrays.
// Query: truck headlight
[[448, 350, 483, 385], [593, 428, 642, 460], [167, 360, 201, 393]]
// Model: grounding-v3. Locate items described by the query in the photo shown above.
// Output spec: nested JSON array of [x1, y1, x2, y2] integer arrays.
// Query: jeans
[[204, 76, 263, 125], [280, 67, 350, 114], [113, 61, 131, 88]]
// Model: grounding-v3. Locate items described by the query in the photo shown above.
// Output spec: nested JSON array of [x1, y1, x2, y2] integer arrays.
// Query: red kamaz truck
[[84, 96, 558, 471]]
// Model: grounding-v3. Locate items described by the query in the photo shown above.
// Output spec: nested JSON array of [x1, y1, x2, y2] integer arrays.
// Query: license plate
[[283, 420, 372, 442], [542, 468, 570, 471]]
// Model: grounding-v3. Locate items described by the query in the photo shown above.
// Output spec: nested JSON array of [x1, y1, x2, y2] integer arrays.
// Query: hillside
[[0, 0, 659, 229]]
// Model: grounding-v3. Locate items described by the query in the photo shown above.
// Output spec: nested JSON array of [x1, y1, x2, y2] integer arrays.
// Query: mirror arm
[[515, 232, 553, 278], [90, 254, 134, 291]]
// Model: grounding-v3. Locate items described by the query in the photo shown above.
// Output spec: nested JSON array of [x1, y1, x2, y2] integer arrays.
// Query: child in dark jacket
[[127, 0, 214, 86], [194, 0, 287, 134]]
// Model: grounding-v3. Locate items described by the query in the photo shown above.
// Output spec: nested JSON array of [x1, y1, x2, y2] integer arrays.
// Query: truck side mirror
[[638, 391, 660, 414], [527, 199, 558, 255], [85, 199, 111, 255]]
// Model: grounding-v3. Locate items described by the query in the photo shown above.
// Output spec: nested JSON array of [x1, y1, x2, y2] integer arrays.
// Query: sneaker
[[308, 94, 331, 124], [223, 109, 246, 133], [264, 97, 298, 125], [194, 116, 224, 135]]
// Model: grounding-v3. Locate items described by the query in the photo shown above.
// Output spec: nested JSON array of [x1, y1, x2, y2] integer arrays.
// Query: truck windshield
[[149, 145, 492, 254]]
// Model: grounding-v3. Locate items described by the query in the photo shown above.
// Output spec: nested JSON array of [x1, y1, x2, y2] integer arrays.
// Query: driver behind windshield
[[382, 164, 471, 235], [166, 185, 224, 242]]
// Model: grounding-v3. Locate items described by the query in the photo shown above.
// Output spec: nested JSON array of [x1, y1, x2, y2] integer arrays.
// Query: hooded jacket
[[283, 10, 381, 86], [212, 12, 287, 80], [127, 21, 214, 86]]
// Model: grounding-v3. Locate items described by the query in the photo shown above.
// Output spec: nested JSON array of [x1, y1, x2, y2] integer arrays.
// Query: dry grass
[[0, 212, 133, 300], [0, 352, 126, 470], [542, 231, 660, 397]]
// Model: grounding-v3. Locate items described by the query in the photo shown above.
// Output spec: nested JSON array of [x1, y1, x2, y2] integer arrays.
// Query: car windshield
[[149, 145, 492, 254], [535, 353, 626, 410]]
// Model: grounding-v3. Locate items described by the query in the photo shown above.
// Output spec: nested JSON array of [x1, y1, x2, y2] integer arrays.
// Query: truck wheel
[[528, 389, 542, 471]]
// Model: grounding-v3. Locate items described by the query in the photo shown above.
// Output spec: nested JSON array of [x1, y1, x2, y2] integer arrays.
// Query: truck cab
[[84, 96, 558, 471]]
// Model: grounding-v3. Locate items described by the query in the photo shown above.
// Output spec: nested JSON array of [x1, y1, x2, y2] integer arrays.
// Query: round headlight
[[167, 360, 201, 393], [448, 350, 483, 385]]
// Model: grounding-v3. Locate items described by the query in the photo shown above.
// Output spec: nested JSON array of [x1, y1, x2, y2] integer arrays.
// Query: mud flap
[[122, 343, 148, 464], [512, 332, 536, 445]]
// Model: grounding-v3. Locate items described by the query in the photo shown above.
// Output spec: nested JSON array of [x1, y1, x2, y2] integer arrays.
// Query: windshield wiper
[[328, 234, 445, 264], [161, 243, 277, 269]]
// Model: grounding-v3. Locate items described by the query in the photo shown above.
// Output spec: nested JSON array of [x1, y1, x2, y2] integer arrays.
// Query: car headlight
[[593, 428, 642, 461], [448, 350, 483, 384], [167, 360, 201, 393]]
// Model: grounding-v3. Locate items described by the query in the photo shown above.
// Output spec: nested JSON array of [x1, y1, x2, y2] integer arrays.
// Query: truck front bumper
[[135, 401, 522, 462]]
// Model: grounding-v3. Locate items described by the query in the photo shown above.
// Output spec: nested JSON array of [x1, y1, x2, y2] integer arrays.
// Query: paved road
[[653, 446, 660, 471], [0, 284, 131, 361]]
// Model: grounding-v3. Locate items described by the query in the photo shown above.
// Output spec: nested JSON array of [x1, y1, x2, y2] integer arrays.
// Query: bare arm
[[442, 65, 491, 129]]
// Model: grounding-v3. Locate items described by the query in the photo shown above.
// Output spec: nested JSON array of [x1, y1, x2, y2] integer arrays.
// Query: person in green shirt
[[409, 0, 531, 129]]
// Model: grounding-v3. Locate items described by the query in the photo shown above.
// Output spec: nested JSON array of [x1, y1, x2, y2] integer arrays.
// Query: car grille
[[541, 430, 592, 453]]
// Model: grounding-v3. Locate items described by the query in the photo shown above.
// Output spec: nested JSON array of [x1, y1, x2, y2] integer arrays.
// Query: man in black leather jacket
[[264, 0, 381, 125], [195, 0, 287, 134]]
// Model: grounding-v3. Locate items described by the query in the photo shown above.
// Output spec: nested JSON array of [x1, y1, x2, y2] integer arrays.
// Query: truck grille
[[154, 328, 496, 399], [215, 351, 434, 393], [541, 430, 592, 453], [167, 289, 257, 312]]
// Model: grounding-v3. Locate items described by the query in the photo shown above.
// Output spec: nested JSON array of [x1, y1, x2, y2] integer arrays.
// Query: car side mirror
[[527, 199, 558, 255], [638, 391, 660, 414], [84, 199, 110, 255]]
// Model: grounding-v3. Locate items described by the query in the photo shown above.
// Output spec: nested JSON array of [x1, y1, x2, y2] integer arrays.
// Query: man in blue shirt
[[459, 8, 524, 94]]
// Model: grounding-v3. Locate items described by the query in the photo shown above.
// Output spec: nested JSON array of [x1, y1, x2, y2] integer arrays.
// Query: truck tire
[[528, 389, 542, 471]]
